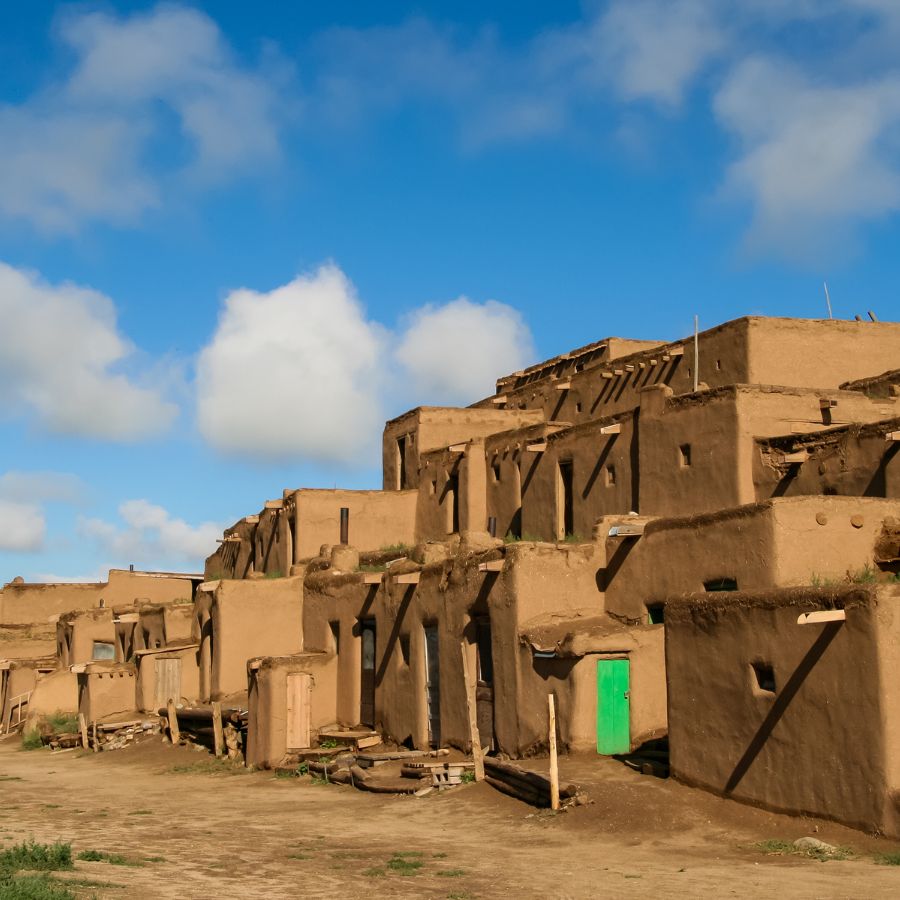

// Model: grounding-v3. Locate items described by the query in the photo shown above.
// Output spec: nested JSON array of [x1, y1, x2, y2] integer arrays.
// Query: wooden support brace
[[649, 359, 658, 366], [797, 610, 846, 625], [212, 701, 224, 758], [599, 423, 622, 435], [662, 354, 671, 362], [526, 442, 547, 452], [782, 451, 808, 464], [448, 443, 467, 452], [613, 369, 624, 376], [548, 694, 560, 811], [638, 362, 647, 369], [491, 396, 508, 405], [478, 559, 504, 572], [625, 365, 635, 372], [394, 572, 420, 584], [819, 398, 838, 409], [166, 699, 180, 745], [460, 646, 485, 782], [601, 372, 613, 379], [361, 572, 383, 584], [78, 713, 90, 751], [555, 381, 572, 390], [886, 432, 900, 442], [669, 347, 685, 357]]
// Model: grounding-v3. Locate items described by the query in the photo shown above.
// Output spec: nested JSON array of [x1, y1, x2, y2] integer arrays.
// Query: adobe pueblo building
[[3, 315, 900, 837]]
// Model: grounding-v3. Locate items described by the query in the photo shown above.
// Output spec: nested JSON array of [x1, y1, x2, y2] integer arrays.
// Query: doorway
[[360, 619, 376, 728], [596, 657, 630, 754], [423, 623, 441, 747], [154, 656, 182, 708], [557, 460, 574, 539], [474, 617, 495, 750], [446, 472, 460, 534], [286, 672, 311, 750]]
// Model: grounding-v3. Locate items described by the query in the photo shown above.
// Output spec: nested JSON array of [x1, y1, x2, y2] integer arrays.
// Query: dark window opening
[[679, 444, 692, 467], [399, 633, 411, 666], [751, 661, 776, 693], [647, 604, 665, 625], [447, 472, 460, 534], [430, 479, 437, 495], [716, 359, 722, 371], [475, 617, 494, 685], [558, 460, 574, 538], [704, 577, 738, 592], [605, 464, 616, 487], [491, 459, 501, 483], [329, 620, 340, 655], [575, 401, 583, 414], [397, 436, 408, 489], [92, 641, 115, 661]]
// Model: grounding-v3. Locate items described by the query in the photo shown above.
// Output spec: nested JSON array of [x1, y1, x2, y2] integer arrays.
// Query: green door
[[597, 658, 630, 754]]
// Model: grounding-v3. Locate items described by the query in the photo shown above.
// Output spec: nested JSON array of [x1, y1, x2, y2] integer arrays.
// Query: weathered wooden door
[[597, 658, 630, 754], [154, 657, 182, 708], [286, 672, 311, 750], [360, 620, 376, 728], [423, 624, 441, 747]]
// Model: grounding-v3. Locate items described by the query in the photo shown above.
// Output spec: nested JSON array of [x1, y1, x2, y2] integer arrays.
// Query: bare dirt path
[[2, 736, 899, 899]]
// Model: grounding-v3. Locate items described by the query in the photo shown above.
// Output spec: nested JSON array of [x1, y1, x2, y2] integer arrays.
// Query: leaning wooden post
[[78, 713, 90, 751], [460, 645, 485, 782], [212, 701, 224, 758], [548, 694, 560, 811], [91, 720, 99, 753], [166, 698, 180, 745]]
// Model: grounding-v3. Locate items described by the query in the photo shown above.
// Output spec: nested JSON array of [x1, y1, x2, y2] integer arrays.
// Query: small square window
[[491, 460, 501, 483], [92, 641, 115, 661], [647, 604, 664, 625], [430, 480, 437, 495], [715, 359, 722, 371], [751, 661, 776, 694], [679, 444, 692, 467], [399, 633, 411, 666], [605, 465, 616, 487], [575, 401, 583, 414]]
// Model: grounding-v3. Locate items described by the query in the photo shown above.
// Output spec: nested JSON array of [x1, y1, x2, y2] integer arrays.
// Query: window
[[92, 641, 115, 661], [430, 479, 437, 496], [751, 661, 776, 694], [557, 460, 574, 539], [575, 401, 583, 414], [399, 633, 411, 666], [491, 459, 501, 483], [397, 436, 408, 489], [647, 604, 664, 625], [715, 359, 722, 371], [704, 577, 738, 592], [679, 444, 692, 467], [605, 465, 616, 487]]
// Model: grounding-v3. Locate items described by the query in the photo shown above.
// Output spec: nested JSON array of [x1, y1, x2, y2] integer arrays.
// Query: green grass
[[380, 543, 410, 554], [362, 867, 386, 877], [264, 570, 283, 579], [0, 776, 22, 782], [387, 852, 424, 876], [20, 732, 43, 752], [561, 532, 585, 544], [357, 564, 386, 573], [460, 771, 475, 784], [504, 532, 541, 544], [45, 714, 78, 735], [437, 869, 465, 877], [875, 852, 900, 865], [76, 850, 143, 867], [166, 759, 247, 776], [0, 841, 73, 873], [318, 739, 339, 749], [127, 810, 152, 816], [0, 873, 76, 899]]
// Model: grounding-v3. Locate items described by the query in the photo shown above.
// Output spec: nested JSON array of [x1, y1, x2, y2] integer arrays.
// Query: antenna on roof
[[823, 282, 833, 319], [868, 310, 879, 322]]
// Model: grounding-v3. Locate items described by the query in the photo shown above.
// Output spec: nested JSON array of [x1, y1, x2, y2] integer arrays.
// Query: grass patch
[[437, 869, 465, 877], [387, 853, 424, 876], [318, 739, 339, 749], [561, 532, 585, 544], [76, 850, 143, 867], [20, 732, 44, 752], [0, 872, 76, 899], [363, 867, 386, 877], [143, 856, 164, 863], [380, 543, 410, 554], [264, 570, 283, 579], [0, 840, 73, 873], [504, 532, 541, 544], [460, 771, 475, 784], [357, 564, 386, 573], [875, 852, 900, 865], [45, 714, 78, 735], [166, 759, 246, 776], [753, 839, 851, 862]]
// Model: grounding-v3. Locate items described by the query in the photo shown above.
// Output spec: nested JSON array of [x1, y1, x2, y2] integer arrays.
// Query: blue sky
[[1, 0, 899, 580]]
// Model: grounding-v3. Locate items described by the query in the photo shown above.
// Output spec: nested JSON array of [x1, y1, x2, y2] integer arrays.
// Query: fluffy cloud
[[715, 58, 900, 259], [0, 500, 46, 553], [196, 264, 386, 463], [395, 298, 534, 405], [196, 264, 536, 462], [0, 5, 284, 232], [79, 499, 223, 567], [0, 262, 177, 440]]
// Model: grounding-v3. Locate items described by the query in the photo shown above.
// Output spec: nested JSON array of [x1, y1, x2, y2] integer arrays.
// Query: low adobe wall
[[665, 586, 900, 837], [77, 664, 137, 722], [134, 646, 200, 712], [292, 489, 417, 559]]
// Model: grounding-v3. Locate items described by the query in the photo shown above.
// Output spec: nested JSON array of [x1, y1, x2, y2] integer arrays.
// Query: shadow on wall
[[724, 620, 844, 794]]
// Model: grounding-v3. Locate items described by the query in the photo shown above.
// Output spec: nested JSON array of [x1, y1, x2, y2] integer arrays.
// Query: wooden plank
[[478, 560, 504, 572], [599, 424, 621, 434], [78, 713, 89, 751], [548, 694, 560, 811], [555, 381, 572, 390], [356, 734, 382, 750], [460, 645, 485, 782], [886, 432, 900, 442], [212, 701, 224, 758], [361, 573, 383, 584], [781, 451, 808, 464], [490, 395, 508, 405], [526, 442, 547, 452], [448, 443, 467, 452], [819, 398, 838, 409], [166, 699, 180, 745], [92, 720, 99, 753], [797, 610, 846, 625], [394, 572, 420, 584], [600, 372, 613, 379], [669, 347, 685, 357], [286, 673, 311, 750]]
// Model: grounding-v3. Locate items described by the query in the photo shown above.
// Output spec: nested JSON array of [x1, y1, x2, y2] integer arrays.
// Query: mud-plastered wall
[[666, 588, 894, 835]]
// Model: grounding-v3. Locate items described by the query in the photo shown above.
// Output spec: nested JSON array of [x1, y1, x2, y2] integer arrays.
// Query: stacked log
[[483, 758, 579, 808]]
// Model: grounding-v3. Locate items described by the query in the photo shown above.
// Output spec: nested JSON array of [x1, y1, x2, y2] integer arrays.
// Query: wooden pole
[[78, 713, 90, 751], [824, 282, 833, 319], [460, 645, 485, 782], [692, 315, 699, 393], [91, 720, 99, 753], [548, 694, 560, 811], [212, 701, 224, 758], [166, 698, 180, 745]]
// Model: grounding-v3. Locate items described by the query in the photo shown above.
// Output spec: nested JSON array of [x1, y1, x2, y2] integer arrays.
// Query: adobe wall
[[253, 504, 288, 577], [245, 652, 337, 768], [196, 576, 303, 701], [138, 602, 194, 652], [754, 419, 900, 501], [0, 624, 55, 660], [1, 663, 45, 728], [665, 586, 900, 837], [383, 407, 544, 491], [205, 516, 258, 581], [77, 664, 138, 722], [1, 582, 104, 626], [134, 645, 200, 712], [26, 669, 78, 722], [842, 368, 900, 400], [56, 609, 115, 667], [291, 489, 417, 559]]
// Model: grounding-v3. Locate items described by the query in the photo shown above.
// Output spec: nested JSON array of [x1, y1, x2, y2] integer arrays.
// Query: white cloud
[[714, 57, 900, 259], [0, 500, 45, 553], [0, 471, 86, 505], [0, 4, 284, 232], [78, 499, 222, 566], [196, 264, 537, 462], [395, 298, 535, 405], [196, 264, 386, 463], [0, 262, 178, 440]]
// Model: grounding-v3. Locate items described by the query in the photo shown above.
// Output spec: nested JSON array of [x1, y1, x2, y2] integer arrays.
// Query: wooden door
[[423, 624, 441, 747], [154, 657, 182, 708], [360, 620, 376, 728], [474, 618, 495, 750], [286, 673, 311, 750], [597, 658, 630, 754]]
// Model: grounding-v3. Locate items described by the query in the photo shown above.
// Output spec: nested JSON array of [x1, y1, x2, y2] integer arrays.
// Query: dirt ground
[[2, 736, 900, 899]]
